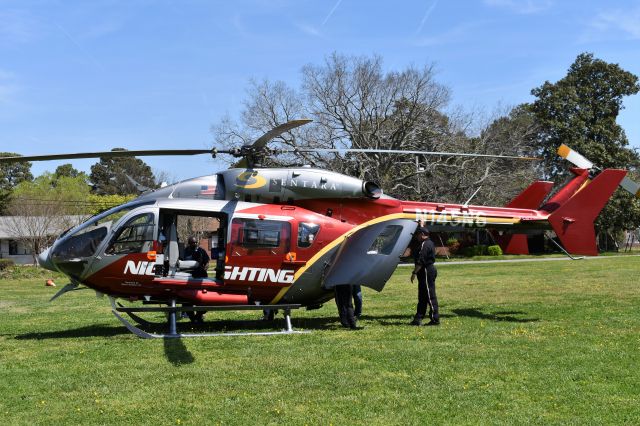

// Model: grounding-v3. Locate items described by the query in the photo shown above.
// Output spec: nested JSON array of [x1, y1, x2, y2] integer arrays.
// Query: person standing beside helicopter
[[352, 284, 363, 318], [410, 227, 440, 326], [335, 284, 359, 329]]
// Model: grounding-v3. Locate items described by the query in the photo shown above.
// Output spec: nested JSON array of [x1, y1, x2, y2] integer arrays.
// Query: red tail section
[[497, 181, 554, 254], [507, 181, 555, 209], [546, 169, 627, 256]]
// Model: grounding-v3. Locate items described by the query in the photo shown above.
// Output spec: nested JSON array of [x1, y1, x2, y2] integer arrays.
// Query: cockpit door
[[322, 219, 417, 291], [50, 203, 156, 280], [87, 208, 159, 278]]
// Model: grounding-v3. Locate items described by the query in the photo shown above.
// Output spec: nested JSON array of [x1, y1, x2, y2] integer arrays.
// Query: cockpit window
[[297, 223, 320, 248], [51, 203, 144, 260], [106, 213, 156, 255]]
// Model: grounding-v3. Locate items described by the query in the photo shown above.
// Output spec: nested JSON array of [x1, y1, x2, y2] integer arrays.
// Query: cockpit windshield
[[51, 202, 151, 260]]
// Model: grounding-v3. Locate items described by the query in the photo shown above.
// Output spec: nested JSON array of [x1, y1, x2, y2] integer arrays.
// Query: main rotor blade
[[0, 149, 224, 163], [251, 119, 313, 149], [279, 148, 540, 161]]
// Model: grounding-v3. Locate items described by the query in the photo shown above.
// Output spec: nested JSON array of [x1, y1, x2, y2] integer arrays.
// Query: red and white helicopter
[[2, 119, 635, 337]]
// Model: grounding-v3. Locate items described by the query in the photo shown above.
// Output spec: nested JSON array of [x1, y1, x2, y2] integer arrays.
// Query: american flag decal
[[200, 185, 216, 195]]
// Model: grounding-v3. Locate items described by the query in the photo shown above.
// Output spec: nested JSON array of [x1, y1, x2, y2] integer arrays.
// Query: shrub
[[0, 259, 15, 270], [487, 245, 503, 256], [446, 238, 460, 255], [462, 245, 488, 257]]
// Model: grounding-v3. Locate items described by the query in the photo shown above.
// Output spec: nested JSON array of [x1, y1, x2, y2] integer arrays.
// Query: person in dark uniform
[[410, 227, 439, 326], [334, 284, 359, 329], [182, 236, 210, 324], [352, 284, 363, 318], [183, 236, 210, 278]]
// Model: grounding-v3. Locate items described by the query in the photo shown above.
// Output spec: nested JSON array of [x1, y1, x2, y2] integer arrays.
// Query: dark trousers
[[352, 284, 362, 317], [335, 284, 357, 328], [416, 264, 439, 321]]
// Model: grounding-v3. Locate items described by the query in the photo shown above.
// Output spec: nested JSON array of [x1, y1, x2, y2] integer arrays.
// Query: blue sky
[[1, 0, 639, 181]]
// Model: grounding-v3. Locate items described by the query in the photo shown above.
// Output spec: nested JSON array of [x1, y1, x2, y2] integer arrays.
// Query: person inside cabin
[[183, 236, 210, 279], [182, 236, 210, 324]]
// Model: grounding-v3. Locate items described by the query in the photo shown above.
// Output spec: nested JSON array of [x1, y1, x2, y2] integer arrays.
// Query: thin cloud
[[484, 0, 553, 15], [80, 18, 127, 40], [415, 1, 438, 35], [322, 0, 343, 26], [0, 9, 38, 44], [295, 21, 323, 37], [414, 20, 489, 47], [590, 6, 640, 39], [0, 69, 18, 104], [231, 14, 250, 38], [54, 23, 105, 71]]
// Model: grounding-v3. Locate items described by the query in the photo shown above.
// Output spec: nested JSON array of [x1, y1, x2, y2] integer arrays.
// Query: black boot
[[410, 315, 423, 326]]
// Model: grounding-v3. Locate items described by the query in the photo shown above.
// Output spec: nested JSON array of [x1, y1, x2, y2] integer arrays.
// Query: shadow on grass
[[450, 308, 539, 323], [163, 338, 195, 366], [369, 309, 539, 326], [15, 324, 129, 340], [172, 316, 341, 333]]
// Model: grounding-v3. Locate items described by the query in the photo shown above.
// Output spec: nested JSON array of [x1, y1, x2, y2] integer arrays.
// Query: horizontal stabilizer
[[507, 181, 554, 209]]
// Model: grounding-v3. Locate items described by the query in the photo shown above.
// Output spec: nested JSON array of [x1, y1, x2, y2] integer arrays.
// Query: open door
[[322, 219, 417, 291], [158, 209, 227, 280]]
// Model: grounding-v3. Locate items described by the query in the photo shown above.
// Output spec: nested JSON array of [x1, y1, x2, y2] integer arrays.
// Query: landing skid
[[109, 297, 307, 338], [116, 302, 156, 327]]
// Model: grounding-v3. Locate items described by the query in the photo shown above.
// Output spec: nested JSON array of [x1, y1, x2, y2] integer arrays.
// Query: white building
[[0, 216, 85, 265]]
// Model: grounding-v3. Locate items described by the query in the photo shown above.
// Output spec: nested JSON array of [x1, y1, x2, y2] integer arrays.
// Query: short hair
[[188, 236, 197, 244]]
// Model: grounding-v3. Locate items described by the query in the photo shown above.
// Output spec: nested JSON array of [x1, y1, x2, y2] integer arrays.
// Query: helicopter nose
[[37, 247, 57, 272]]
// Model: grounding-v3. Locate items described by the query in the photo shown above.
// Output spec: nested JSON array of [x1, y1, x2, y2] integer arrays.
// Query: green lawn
[[1, 258, 640, 425]]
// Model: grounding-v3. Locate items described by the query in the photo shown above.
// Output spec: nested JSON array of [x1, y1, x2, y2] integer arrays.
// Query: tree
[[7, 173, 90, 263], [86, 193, 136, 216], [89, 149, 157, 195], [0, 153, 33, 215], [55, 163, 82, 179], [528, 52, 640, 235], [421, 106, 540, 206], [214, 53, 534, 204]]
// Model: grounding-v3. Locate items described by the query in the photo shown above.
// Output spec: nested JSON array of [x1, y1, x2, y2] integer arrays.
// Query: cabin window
[[230, 218, 290, 256], [367, 225, 403, 255], [297, 223, 320, 248], [106, 213, 156, 255]]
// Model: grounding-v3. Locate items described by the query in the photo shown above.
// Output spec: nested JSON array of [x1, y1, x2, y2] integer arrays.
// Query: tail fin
[[497, 181, 554, 254], [507, 181, 554, 209], [546, 169, 627, 256]]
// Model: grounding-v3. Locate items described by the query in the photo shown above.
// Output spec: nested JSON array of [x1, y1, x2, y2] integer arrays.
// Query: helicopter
[[1, 119, 635, 338]]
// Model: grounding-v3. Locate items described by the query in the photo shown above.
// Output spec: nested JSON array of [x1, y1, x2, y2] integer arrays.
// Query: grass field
[[1, 257, 640, 425]]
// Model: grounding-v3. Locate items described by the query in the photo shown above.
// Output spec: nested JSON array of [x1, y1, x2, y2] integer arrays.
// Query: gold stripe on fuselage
[[268, 212, 521, 304]]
